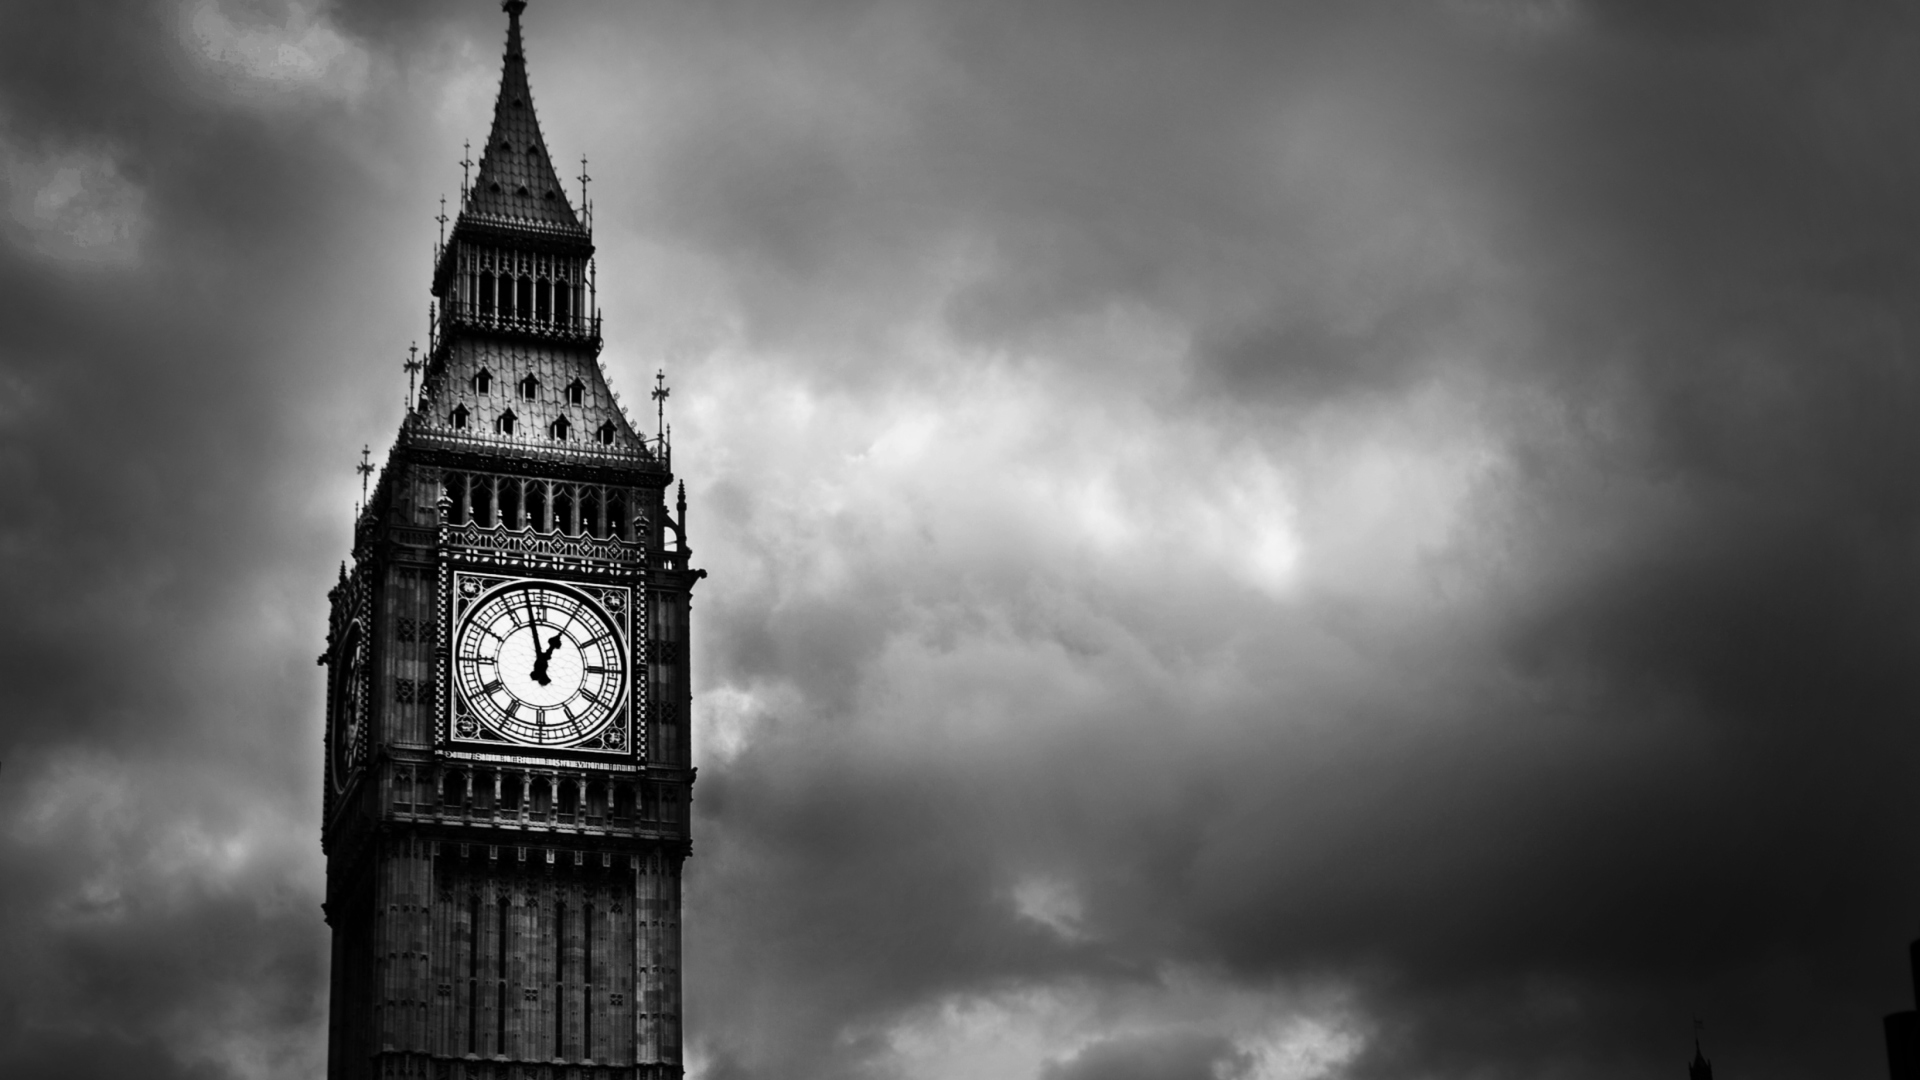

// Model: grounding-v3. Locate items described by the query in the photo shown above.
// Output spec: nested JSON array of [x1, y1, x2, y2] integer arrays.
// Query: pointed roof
[[463, 0, 585, 233], [1688, 1038, 1713, 1080]]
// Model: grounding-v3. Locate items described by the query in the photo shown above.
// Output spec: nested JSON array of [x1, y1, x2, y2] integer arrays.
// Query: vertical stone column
[[632, 851, 683, 1068]]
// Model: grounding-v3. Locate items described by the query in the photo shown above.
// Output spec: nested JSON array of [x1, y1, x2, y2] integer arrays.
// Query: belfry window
[[554, 279, 571, 324], [518, 374, 538, 400], [527, 483, 547, 531], [516, 275, 533, 316], [472, 480, 493, 526], [554, 487, 575, 534], [536, 277, 551, 323], [478, 271, 494, 316], [496, 410, 516, 436], [499, 480, 521, 528], [450, 404, 469, 430], [472, 368, 492, 395], [566, 379, 585, 406]]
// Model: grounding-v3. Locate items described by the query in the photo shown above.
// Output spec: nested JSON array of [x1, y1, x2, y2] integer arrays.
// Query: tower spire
[[1688, 1021, 1713, 1080], [461, 0, 585, 232], [504, 0, 526, 56]]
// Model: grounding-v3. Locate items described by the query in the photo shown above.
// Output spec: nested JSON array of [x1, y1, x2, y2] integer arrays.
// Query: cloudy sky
[[4, 0, 1920, 1077]]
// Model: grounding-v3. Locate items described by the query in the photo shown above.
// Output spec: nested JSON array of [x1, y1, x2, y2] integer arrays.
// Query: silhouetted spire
[[463, 0, 585, 232], [1689, 1035, 1713, 1080]]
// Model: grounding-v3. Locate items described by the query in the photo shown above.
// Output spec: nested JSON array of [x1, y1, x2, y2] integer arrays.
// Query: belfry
[[320, 4, 699, 1078]]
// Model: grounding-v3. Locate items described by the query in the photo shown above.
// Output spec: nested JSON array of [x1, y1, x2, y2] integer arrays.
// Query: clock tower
[[320, 5, 699, 1080]]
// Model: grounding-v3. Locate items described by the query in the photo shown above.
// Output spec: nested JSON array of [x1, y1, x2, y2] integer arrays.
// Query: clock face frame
[[331, 622, 367, 793], [449, 573, 634, 754]]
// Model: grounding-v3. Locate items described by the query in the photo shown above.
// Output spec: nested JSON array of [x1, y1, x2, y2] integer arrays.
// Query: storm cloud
[[3, 1, 1920, 1078]]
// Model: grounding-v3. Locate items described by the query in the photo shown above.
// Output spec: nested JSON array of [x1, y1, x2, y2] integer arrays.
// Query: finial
[[403, 343, 422, 410], [436, 195, 448, 248], [355, 445, 375, 511], [578, 155, 592, 229], [651, 369, 671, 444], [460, 141, 472, 200]]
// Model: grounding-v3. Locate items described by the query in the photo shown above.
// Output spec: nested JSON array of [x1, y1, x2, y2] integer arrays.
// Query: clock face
[[331, 623, 366, 792], [452, 580, 628, 747]]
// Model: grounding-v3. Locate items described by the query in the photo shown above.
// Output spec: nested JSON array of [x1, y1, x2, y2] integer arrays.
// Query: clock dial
[[331, 623, 367, 792], [453, 580, 627, 747]]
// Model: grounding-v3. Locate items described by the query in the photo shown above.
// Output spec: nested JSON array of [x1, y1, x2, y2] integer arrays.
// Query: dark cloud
[[1042, 1030, 1254, 1080], [3, 1, 1919, 1079]]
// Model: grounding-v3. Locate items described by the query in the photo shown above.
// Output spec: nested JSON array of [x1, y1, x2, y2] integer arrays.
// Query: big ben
[[320, 5, 699, 1079]]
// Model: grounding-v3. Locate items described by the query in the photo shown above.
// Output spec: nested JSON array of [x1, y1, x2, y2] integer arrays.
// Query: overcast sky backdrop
[[4, 1, 1920, 1078]]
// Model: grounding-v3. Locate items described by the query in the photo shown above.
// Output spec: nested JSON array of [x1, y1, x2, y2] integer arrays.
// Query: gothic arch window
[[499, 479, 521, 528], [597, 420, 617, 445], [445, 472, 468, 522], [518, 374, 538, 400], [554, 278, 571, 324], [554, 487, 575, 534], [472, 368, 492, 395], [566, 379, 585, 406], [496, 410, 517, 436], [478, 271, 495, 316], [450, 404, 469, 430], [581, 489, 601, 537], [526, 482, 547, 531], [549, 416, 570, 441], [472, 480, 493, 526], [536, 277, 551, 322], [516, 274, 533, 315], [607, 493, 627, 539]]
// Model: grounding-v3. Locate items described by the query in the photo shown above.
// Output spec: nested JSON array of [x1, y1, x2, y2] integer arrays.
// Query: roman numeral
[[482, 679, 502, 694]]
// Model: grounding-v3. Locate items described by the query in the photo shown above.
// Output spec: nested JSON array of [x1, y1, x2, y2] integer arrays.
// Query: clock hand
[[528, 631, 566, 686]]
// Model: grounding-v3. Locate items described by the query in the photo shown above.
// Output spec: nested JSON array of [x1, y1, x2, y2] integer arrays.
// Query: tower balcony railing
[[440, 299, 601, 345]]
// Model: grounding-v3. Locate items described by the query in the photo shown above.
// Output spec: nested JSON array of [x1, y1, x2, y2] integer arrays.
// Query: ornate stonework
[[320, 6, 701, 1079]]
